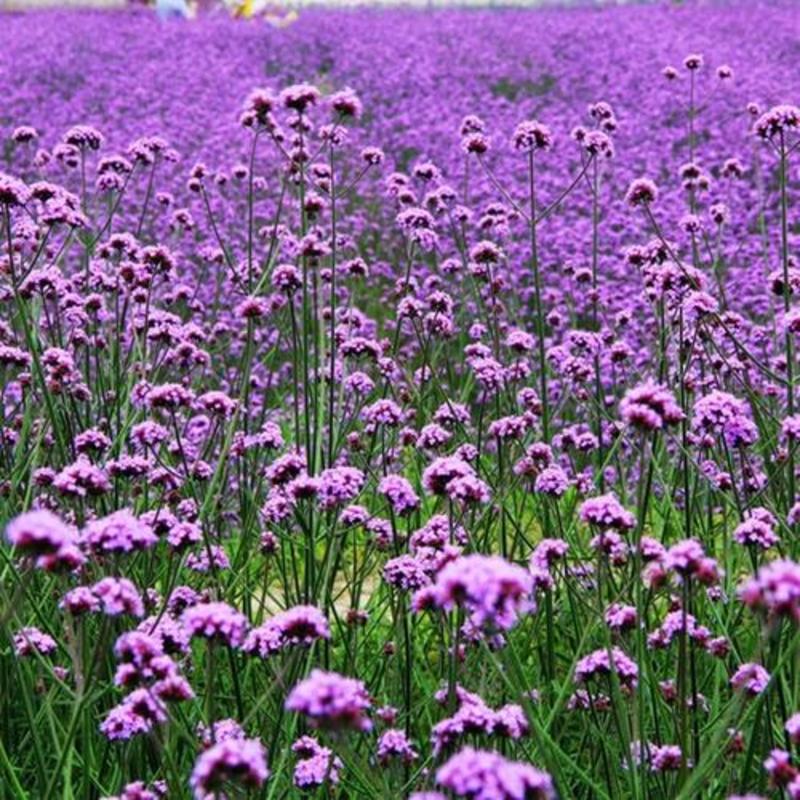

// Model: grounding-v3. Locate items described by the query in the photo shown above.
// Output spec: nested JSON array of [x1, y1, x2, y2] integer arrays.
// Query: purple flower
[[432, 694, 528, 755], [740, 560, 800, 621], [285, 669, 372, 731], [100, 689, 166, 741], [146, 383, 194, 411], [786, 713, 800, 744], [575, 647, 639, 690], [417, 554, 534, 631], [0, 172, 31, 206], [292, 736, 342, 788], [185, 545, 230, 573], [243, 605, 329, 658], [447, 474, 491, 506], [377, 728, 418, 764], [650, 744, 684, 772], [13, 626, 57, 657], [102, 780, 166, 800], [82, 510, 157, 554], [197, 390, 237, 418], [383, 554, 432, 591], [579, 494, 636, 532], [692, 391, 757, 449], [530, 539, 569, 571], [620, 382, 683, 431], [362, 398, 404, 428], [53, 457, 111, 497], [317, 466, 365, 510], [512, 120, 554, 153], [436, 747, 555, 800], [730, 663, 770, 696], [60, 586, 101, 615], [534, 466, 570, 497], [280, 83, 320, 112], [197, 719, 246, 747], [422, 456, 475, 496], [754, 104, 800, 140], [605, 604, 638, 632], [664, 540, 721, 584], [732, 508, 779, 550], [5, 509, 77, 556], [92, 578, 145, 617], [190, 737, 269, 799], [647, 611, 709, 650], [763, 749, 794, 787], [182, 602, 248, 648], [378, 474, 421, 515], [625, 178, 658, 207]]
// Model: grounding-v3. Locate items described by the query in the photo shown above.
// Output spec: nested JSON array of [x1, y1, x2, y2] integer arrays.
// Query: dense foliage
[[2, 3, 800, 798]]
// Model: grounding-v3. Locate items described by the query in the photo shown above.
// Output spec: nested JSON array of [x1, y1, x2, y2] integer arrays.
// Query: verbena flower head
[[732, 508, 779, 550], [243, 605, 330, 658], [377, 728, 418, 764], [14, 626, 57, 657], [740, 560, 800, 622], [0, 172, 31, 206], [664, 539, 721, 584], [692, 391, 757, 448], [620, 382, 683, 431], [436, 746, 555, 799], [753, 104, 800, 140], [512, 120, 554, 153], [730, 663, 770, 696], [683, 53, 704, 71], [190, 737, 269, 799], [317, 466, 365, 510], [182, 602, 248, 648], [575, 646, 639, 689], [82, 510, 157, 554], [241, 87, 277, 128], [625, 178, 658, 207], [329, 87, 362, 119], [100, 689, 166, 741], [6, 509, 77, 557], [378, 474, 421, 515], [422, 456, 475, 496], [292, 736, 342, 788], [92, 578, 145, 617], [417, 554, 534, 631], [579, 494, 636, 532], [101, 779, 166, 800], [280, 83, 320, 112], [285, 669, 372, 731], [534, 466, 570, 497]]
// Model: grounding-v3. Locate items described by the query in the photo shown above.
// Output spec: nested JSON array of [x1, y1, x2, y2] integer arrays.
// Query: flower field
[[2, 2, 800, 798]]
